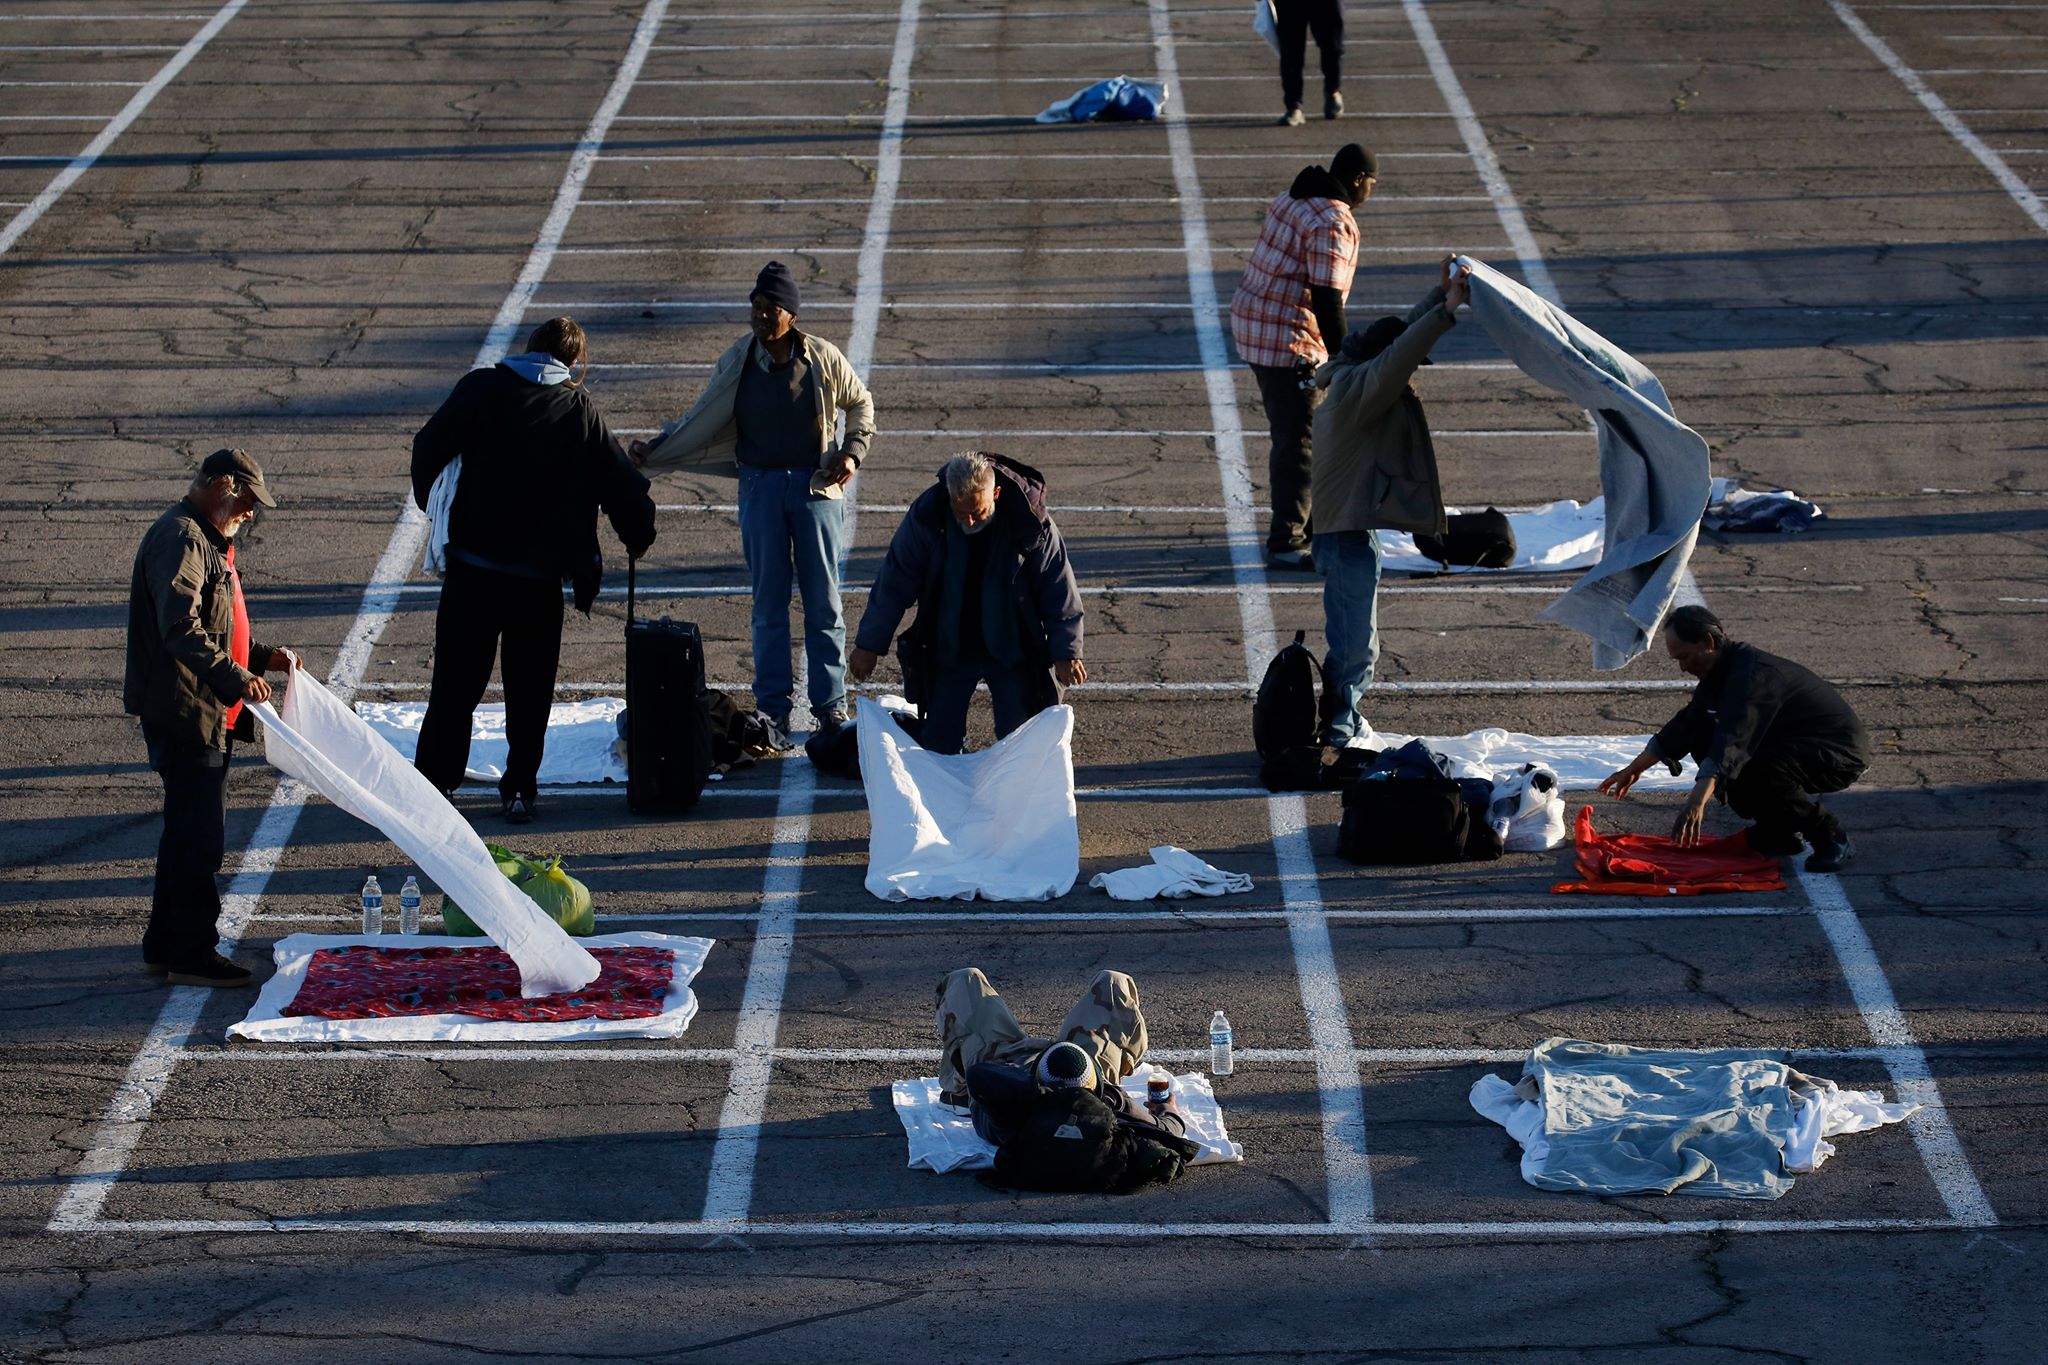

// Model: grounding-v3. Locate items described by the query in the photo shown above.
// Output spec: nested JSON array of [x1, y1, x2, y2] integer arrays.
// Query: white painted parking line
[[43, 0, 682, 1236], [0, 0, 243, 259], [594, 359, 1515, 369], [0, 12, 210, 18], [1920, 66, 2048, 72], [575, 195, 1482, 205], [0, 42, 179, 49], [1829, 0, 2048, 233], [78, 1215, 1967, 1239], [1149, 0, 1373, 1236], [0, 80, 146, 86], [1799, 870, 1998, 1226], [353, 678, 1704, 696], [390, 579, 1604, 597], [561, 245, 1502, 255], [610, 110, 1454, 122]]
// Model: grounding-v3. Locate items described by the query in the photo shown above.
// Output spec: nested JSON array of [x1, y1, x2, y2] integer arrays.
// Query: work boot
[[1277, 105, 1306, 127], [1266, 547, 1315, 572], [502, 794, 536, 825], [1743, 824, 1805, 857], [165, 953, 255, 989], [1325, 90, 1344, 119], [1806, 827, 1854, 874]]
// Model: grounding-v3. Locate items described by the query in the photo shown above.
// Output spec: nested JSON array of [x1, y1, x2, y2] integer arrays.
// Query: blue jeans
[[738, 465, 847, 725], [1314, 528, 1382, 744]]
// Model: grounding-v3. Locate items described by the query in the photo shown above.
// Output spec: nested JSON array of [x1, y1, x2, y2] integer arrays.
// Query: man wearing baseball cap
[[123, 449, 295, 987]]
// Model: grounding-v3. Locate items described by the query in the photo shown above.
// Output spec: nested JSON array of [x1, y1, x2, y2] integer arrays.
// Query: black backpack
[[1415, 508, 1516, 569], [983, 1087, 1198, 1194], [1254, 630, 1325, 760]]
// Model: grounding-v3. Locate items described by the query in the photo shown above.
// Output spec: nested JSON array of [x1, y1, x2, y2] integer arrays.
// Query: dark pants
[[919, 659, 1048, 756], [143, 731, 230, 968], [1724, 745, 1865, 845], [1252, 361, 1320, 553], [1277, 0, 1344, 110], [415, 559, 565, 802]]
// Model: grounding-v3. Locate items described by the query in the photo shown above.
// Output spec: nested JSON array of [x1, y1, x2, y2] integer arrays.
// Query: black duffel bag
[[1338, 773, 1470, 864], [1415, 507, 1516, 569]]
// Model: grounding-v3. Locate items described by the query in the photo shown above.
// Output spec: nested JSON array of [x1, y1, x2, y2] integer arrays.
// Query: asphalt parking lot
[[2, 0, 2045, 1360]]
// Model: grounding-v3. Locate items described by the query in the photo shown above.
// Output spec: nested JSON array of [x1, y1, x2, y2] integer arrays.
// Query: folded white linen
[[1090, 845, 1254, 901]]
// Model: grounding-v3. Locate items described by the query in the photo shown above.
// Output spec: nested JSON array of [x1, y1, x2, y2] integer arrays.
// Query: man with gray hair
[[848, 452, 1085, 754]]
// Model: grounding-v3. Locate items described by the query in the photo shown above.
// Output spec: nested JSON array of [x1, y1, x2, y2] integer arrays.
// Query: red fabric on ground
[[1550, 805, 1787, 896], [282, 944, 671, 1021]]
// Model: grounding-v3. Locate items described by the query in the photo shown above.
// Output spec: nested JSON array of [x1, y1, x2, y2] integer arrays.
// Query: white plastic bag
[[1491, 764, 1568, 852], [255, 666, 601, 997], [857, 698, 1079, 901], [1253, 0, 1281, 56], [424, 455, 460, 578]]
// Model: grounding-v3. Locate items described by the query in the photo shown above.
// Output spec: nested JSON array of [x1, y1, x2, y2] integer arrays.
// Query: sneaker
[[502, 794, 536, 825], [1277, 106, 1306, 127], [165, 953, 255, 988], [1267, 547, 1315, 572], [939, 1087, 972, 1114], [1806, 830, 1854, 874], [1325, 90, 1344, 119], [816, 708, 852, 731], [1743, 824, 1805, 857]]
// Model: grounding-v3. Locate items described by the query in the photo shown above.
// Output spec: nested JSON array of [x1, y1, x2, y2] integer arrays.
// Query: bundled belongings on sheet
[[228, 931, 714, 1043], [805, 695, 922, 781], [254, 666, 599, 997], [1380, 497, 1603, 576], [1552, 806, 1787, 895], [1705, 476, 1824, 534], [443, 844, 595, 937], [1470, 1038, 1919, 1199], [1414, 507, 1517, 569], [1090, 846, 1254, 900], [1453, 256, 1711, 669], [1338, 739, 1504, 864], [1034, 75, 1169, 123], [858, 697, 1079, 901]]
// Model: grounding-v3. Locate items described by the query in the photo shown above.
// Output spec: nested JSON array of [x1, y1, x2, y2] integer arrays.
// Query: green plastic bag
[[442, 846, 594, 937]]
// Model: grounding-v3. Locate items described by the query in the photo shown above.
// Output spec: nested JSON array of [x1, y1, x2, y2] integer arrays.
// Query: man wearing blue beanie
[[635, 261, 876, 746]]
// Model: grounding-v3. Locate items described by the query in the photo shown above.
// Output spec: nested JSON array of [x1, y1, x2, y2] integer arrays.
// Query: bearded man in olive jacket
[[124, 449, 295, 988]]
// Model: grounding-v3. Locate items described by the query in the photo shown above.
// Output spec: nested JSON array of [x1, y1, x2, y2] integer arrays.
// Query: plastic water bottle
[[360, 876, 383, 936], [398, 876, 421, 936], [1210, 1009, 1234, 1077]]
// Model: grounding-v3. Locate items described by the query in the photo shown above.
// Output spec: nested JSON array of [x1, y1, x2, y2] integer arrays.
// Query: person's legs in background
[[414, 560, 503, 796], [737, 466, 797, 730], [1252, 361, 1317, 561], [1274, 0, 1310, 120], [1314, 527, 1383, 745], [496, 571, 565, 811], [788, 476, 850, 726], [1309, 0, 1344, 117], [142, 734, 229, 971]]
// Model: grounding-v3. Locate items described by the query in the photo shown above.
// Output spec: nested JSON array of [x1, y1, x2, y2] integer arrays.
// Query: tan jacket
[[639, 330, 875, 494], [1309, 287, 1458, 537]]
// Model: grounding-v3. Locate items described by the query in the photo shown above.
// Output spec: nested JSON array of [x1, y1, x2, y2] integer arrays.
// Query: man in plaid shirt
[[1229, 143, 1376, 568]]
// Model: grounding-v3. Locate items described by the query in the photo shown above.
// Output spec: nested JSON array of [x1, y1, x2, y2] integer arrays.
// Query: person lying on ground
[[936, 967, 1198, 1193], [848, 451, 1085, 755], [630, 261, 875, 748], [410, 316, 656, 825], [1307, 255, 1470, 749], [1599, 605, 1871, 872], [125, 449, 295, 988]]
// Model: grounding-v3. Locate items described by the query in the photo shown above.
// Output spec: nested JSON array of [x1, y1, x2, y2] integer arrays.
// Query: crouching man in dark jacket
[[124, 449, 295, 987], [410, 317, 657, 823], [935, 967, 1199, 1194], [847, 452, 1085, 754], [1601, 605, 1872, 872]]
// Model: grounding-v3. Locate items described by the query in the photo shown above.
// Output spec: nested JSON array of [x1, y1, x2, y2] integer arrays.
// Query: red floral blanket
[[1551, 806, 1788, 896], [282, 944, 672, 1022]]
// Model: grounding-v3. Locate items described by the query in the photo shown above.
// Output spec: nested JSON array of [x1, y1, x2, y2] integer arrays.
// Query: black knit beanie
[[751, 260, 800, 316]]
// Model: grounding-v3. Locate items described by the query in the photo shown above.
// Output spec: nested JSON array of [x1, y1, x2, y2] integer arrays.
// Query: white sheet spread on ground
[[1469, 1039, 1919, 1198], [893, 1065, 1243, 1173], [1455, 256, 1710, 669], [357, 698, 627, 786], [256, 669, 600, 996], [1090, 845, 1254, 900], [1380, 497, 1606, 574], [226, 931, 712, 1043], [1368, 728, 1690, 792], [858, 697, 1079, 901]]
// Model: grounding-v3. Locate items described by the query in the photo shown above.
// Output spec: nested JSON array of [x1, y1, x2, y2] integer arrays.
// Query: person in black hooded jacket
[[410, 316, 657, 822], [848, 452, 1085, 754]]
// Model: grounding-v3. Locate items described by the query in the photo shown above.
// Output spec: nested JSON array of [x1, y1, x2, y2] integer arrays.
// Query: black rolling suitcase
[[623, 557, 711, 813]]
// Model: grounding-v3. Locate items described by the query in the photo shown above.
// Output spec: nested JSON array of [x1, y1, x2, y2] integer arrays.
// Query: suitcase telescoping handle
[[627, 553, 637, 630]]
